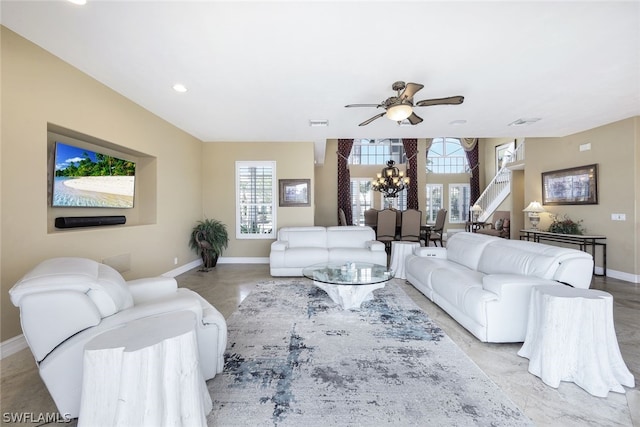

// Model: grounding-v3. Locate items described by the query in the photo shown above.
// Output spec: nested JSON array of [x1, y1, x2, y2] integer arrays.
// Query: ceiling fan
[[345, 81, 464, 126]]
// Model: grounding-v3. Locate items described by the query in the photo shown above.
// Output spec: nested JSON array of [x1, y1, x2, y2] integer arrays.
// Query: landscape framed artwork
[[279, 179, 310, 207], [495, 141, 515, 174], [542, 164, 598, 205]]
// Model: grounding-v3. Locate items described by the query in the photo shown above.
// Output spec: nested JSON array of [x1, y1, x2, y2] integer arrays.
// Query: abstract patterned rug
[[207, 279, 532, 426]]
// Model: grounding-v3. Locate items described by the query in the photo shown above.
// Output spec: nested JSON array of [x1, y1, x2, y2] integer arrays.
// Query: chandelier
[[372, 160, 409, 198]]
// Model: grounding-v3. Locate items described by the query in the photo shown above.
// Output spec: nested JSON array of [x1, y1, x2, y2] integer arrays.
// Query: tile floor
[[1, 264, 638, 426]]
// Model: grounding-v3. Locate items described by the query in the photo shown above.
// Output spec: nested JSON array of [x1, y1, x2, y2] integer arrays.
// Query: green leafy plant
[[547, 214, 585, 235], [189, 218, 229, 269]]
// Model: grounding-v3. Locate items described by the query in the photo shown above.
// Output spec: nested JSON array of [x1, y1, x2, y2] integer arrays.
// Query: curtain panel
[[337, 139, 354, 225], [461, 138, 480, 204], [401, 138, 419, 210]]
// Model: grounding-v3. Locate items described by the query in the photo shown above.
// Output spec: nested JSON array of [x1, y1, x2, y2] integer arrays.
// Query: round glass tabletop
[[301, 262, 393, 286]]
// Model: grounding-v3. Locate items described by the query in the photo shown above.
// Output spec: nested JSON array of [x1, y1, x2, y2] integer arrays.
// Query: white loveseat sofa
[[405, 232, 593, 343], [270, 226, 387, 276], [9, 257, 227, 418]]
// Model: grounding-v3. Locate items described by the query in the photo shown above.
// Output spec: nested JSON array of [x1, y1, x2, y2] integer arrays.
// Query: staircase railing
[[474, 141, 525, 222]]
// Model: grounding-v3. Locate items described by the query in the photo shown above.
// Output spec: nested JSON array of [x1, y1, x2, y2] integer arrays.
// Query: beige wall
[[201, 141, 315, 258], [1, 27, 204, 341], [523, 118, 639, 276]]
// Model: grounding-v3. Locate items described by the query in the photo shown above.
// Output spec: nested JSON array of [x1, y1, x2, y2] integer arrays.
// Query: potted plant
[[189, 218, 229, 271]]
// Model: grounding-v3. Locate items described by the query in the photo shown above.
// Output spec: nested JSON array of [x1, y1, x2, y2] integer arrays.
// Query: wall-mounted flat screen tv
[[52, 142, 136, 208]]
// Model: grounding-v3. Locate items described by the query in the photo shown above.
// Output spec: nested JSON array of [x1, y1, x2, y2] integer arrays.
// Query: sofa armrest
[[127, 277, 178, 304], [366, 240, 386, 252], [412, 247, 448, 259], [270, 240, 288, 251]]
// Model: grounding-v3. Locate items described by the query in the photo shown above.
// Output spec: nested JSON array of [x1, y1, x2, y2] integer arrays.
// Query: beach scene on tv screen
[[53, 142, 135, 208]]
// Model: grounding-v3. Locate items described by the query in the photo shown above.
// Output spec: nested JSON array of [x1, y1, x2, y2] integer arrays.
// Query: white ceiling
[[2, 1, 639, 162]]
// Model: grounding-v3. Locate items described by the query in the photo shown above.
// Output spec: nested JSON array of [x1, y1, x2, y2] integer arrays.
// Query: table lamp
[[471, 204, 483, 222], [523, 201, 545, 229]]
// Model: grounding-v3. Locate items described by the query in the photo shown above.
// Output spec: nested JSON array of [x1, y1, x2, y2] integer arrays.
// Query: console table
[[520, 229, 606, 276]]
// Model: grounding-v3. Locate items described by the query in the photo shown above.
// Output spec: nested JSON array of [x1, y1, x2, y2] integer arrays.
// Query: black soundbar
[[55, 216, 126, 229]]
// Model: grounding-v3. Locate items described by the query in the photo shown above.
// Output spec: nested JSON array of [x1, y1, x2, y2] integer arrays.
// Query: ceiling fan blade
[[399, 83, 424, 102], [415, 95, 464, 107], [407, 112, 423, 125], [359, 112, 386, 126], [345, 103, 382, 108]]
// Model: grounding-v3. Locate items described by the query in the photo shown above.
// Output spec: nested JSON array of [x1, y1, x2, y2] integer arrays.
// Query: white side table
[[518, 285, 635, 397], [389, 241, 420, 279], [79, 311, 212, 427]]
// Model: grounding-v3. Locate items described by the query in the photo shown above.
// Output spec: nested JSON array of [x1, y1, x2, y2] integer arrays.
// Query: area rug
[[206, 279, 532, 426]]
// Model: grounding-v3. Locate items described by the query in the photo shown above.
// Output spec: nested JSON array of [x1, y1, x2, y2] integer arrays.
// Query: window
[[449, 183, 470, 223], [381, 190, 407, 211], [426, 137, 469, 174], [350, 178, 373, 225], [425, 184, 443, 223], [349, 139, 406, 165], [236, 161, 276, 239]]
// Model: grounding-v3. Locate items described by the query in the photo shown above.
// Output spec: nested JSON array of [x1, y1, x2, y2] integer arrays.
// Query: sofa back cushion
[[478, 243, 559, 279], [10, 257, 134, 318], [277, 227, 327, 248], [446, 232, 497, 270], [326, 226, 376, 248]]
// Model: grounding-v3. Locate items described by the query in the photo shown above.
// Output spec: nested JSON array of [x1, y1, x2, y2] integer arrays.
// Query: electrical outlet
[[611, 213, 626, 221], [174, 257, 178, 265], [579, 143, 591, 151]]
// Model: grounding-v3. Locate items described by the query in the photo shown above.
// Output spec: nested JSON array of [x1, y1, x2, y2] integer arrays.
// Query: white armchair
[[9, 257, 227, 419]]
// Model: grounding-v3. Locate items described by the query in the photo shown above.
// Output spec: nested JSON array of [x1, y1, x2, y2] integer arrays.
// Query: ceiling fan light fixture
[[386, 104, 413, 121]]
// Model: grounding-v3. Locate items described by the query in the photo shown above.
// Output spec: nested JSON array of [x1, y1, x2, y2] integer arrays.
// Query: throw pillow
[[494, 218, 504, 231], [503, 219, 510, 230]]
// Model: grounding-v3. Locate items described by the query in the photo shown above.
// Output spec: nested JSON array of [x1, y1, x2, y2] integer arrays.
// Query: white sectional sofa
[[405, 232, 593, 343], [270, 226, 387, 276]]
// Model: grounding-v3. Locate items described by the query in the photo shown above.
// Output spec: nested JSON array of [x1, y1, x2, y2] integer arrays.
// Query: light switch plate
[[611, 213, 626, 221]]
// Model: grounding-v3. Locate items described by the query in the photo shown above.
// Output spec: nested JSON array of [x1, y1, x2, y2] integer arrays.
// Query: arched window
[[426, 137, 469, 174]]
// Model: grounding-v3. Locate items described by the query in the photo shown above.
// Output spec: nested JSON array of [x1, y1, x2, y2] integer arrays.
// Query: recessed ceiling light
[[508, 118, 541, 126], [67, 0, 87, 5], [172, 84, 188, 93], [309, 120, 328, 127], [449, 119, 467, 125]]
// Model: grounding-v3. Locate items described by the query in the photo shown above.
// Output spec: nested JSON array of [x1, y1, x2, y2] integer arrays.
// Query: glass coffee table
[[302, 262, 394, 310]]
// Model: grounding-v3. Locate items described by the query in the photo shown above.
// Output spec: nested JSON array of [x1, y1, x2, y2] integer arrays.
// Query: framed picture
[[542, 164, 598, 205], [279, 179, 311, 207], [495, 141, 515, 174]]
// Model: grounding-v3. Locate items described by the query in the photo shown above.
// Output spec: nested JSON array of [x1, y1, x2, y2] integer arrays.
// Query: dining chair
[[428, 209, 448, 247], [376, 209, 397, 253], [338, 208, 348, 226], [400, 209, 422, 243], [363, 208, 378, 227]]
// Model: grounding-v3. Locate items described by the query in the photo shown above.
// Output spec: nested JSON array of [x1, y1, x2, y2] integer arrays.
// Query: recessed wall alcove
[[47, 124, 157, 233]]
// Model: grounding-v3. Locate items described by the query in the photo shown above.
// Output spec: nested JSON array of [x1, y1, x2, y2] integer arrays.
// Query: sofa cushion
[[282, 248, 329, 267], [477, 243, 559, 279], [431, 268, 486, 308], [278, 227, 327, 248], [445, 232, 497, 270], [326, 226, 375, 248], [328, 248, 386, 265]]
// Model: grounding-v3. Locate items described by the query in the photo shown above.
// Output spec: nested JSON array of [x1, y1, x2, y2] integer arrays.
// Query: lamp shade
[[386, 104, 413, 121], [523, 201, 545, 213], [471, 204, 483, 213]]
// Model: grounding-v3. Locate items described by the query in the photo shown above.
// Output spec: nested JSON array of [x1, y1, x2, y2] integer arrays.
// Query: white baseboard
[[162, 259, 202, 278], [219, 257, 269, 264], [604, 268, 640, 284], [0, 334, 28, 359]]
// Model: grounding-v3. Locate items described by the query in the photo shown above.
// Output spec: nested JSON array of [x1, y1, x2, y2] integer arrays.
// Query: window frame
[[448, 183, 471, 224], [235, 160, 277, 239], [350, 177, 373, 226], [425, 183, 444, 223], [426, 137, 470, 174]]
